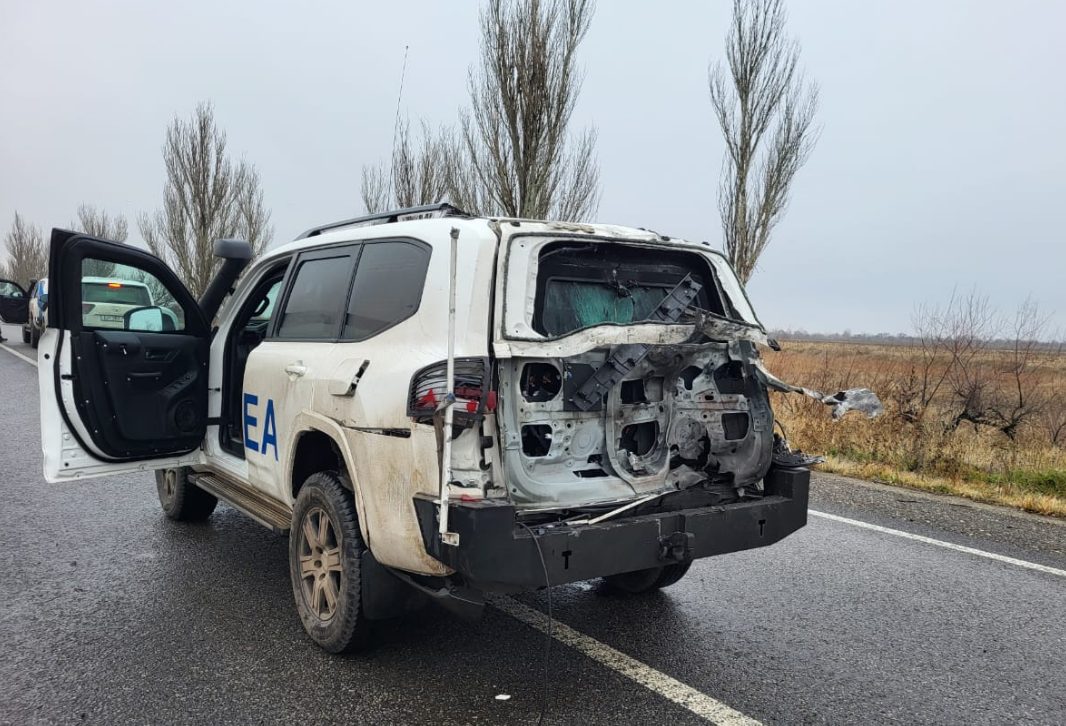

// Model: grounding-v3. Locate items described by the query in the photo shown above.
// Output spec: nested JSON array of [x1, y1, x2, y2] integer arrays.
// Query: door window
[[343, 241, 430, 341], [251, 281, 281, 322], [276, 254, 355, 340], [80, 258, 184, 332], [0, 280, 25, 297]]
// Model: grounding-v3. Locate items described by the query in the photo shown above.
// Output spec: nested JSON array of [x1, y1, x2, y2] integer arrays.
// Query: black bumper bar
[[414, 466, 810, 592]]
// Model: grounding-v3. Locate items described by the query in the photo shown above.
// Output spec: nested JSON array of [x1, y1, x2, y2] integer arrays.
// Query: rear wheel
[[604, 561, 693, 594], [155, 467, 218, 521], [289, 471, 372, 653]]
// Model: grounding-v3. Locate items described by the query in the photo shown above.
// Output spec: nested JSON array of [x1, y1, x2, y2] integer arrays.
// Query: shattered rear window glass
[[542, 281, 673, 335], [533, 243, 727, 337]]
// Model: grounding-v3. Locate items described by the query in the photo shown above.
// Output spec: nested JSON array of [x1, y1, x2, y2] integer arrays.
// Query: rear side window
[[276, 254, 355, 339], [342, 241, 430, 341]]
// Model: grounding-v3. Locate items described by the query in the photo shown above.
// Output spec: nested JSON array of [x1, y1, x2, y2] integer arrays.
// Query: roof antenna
[[387, 44, 410, 202]]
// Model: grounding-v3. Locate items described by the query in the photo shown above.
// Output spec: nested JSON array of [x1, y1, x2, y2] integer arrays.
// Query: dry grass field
[[764, 340, 1066, 516]]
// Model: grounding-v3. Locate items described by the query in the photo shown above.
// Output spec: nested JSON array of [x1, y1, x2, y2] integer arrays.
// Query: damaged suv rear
[[416, 220, 881, 595]]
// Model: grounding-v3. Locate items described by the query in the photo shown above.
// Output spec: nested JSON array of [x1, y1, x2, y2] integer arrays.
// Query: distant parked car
[[23, 278, 48, 347], [81, 276, 157, 330]]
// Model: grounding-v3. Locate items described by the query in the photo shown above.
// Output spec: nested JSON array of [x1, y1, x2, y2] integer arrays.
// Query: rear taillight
[[82, 303, 95, 315], [408, 357, 493, 426]]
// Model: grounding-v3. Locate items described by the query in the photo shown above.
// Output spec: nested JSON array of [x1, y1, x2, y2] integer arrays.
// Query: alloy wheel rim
[[298, 507, 343, 621], [162, 470, 177, 502]]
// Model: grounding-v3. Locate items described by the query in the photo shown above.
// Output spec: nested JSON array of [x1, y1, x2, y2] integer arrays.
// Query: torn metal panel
[[499, 342, 775, 509], [752, 357, 885, 420], [771, 433, 825, 467], [674, 311, 885, 421]]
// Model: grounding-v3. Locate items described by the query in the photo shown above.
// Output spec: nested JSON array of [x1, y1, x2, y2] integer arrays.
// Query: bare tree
[[2, 212, 48, 289], [138, 102, 273, 298], [361, 119, 453, 213], [453, 0, 600, 220], [73, 204, 129, 243], [72, 204, 129, 278], [709, 0, 820, 284]]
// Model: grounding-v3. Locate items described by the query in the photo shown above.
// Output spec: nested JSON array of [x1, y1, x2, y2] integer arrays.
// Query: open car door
[[0, 279, 30, 324], [39, 229, 210, 482]]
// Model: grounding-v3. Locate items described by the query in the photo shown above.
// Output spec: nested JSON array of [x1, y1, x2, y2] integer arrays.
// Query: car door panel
[[39, 229, 212, 482], [71, 330, 208, 457], [0, 279, 29, 324], [242, 340, 331, 502]]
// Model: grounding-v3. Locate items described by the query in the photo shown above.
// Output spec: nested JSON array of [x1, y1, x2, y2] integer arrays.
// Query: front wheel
[[21, 326, 30, 345], [30, 324, 40, 349], [604, 561, 693, 594], [289, 471, 372, 653], [155, 467, 218, 521]]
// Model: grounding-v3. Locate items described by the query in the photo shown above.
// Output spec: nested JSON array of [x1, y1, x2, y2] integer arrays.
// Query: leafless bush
[[709, 0, 820, 284], [139, 102, 273, 297], [1042, 390, 1066, 447], [980, 299, 1054, 442], [903, 291, 1057, 448]]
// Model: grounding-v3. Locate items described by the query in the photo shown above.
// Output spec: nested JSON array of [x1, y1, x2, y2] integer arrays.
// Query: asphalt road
[[2, 321, 1065, 726]]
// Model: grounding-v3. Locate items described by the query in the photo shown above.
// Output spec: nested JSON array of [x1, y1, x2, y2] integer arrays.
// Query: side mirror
[[29, 279, 38, 291], [125, 306, 177, 332]]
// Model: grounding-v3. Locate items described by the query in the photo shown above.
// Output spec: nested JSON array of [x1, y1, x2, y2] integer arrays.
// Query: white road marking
[[0, 340, 38, 366], [490, 595, 763, 726], [810, 509, 1066, 578]]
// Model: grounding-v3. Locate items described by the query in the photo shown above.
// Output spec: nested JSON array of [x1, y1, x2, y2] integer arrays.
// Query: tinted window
[[277, 255, 353, 339], [343, 242, 429, 340]]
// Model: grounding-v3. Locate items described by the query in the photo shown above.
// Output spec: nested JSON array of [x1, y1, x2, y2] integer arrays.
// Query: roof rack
[[295, 203, 470, 240]]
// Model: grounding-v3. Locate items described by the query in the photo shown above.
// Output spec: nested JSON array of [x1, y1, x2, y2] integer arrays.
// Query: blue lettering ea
[[261, 398, 279, 461], [243, 393, 259, 453]]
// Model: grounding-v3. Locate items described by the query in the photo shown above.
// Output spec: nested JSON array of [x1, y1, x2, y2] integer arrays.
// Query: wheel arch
[[286, 412, 373, 549]]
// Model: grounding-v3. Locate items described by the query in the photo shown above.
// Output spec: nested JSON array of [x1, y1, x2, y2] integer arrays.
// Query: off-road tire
[[604, 561, 693, 594], [289, 471, 372, 653], [21, 326, 30, 345], [155, 467, 218, 521]]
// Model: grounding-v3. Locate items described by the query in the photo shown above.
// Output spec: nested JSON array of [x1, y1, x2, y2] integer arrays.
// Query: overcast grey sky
[[2, 0, 1063, 334]]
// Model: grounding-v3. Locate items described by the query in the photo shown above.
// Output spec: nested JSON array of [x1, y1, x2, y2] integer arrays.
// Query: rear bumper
[[414, 466, 809, 592]]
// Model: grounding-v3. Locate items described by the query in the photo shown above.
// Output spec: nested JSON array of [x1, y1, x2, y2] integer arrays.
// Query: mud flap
[[360, 550, 429, 620]]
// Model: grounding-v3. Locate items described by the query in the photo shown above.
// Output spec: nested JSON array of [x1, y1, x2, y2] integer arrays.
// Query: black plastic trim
[[414, 467, 810, 592], [295, 203, 469, 240]]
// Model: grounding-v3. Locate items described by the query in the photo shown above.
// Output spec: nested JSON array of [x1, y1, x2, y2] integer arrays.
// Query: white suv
[[38, 205, 879, 653]]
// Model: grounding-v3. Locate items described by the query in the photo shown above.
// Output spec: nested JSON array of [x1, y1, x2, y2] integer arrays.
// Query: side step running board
[[191, 472, 292, 533]]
